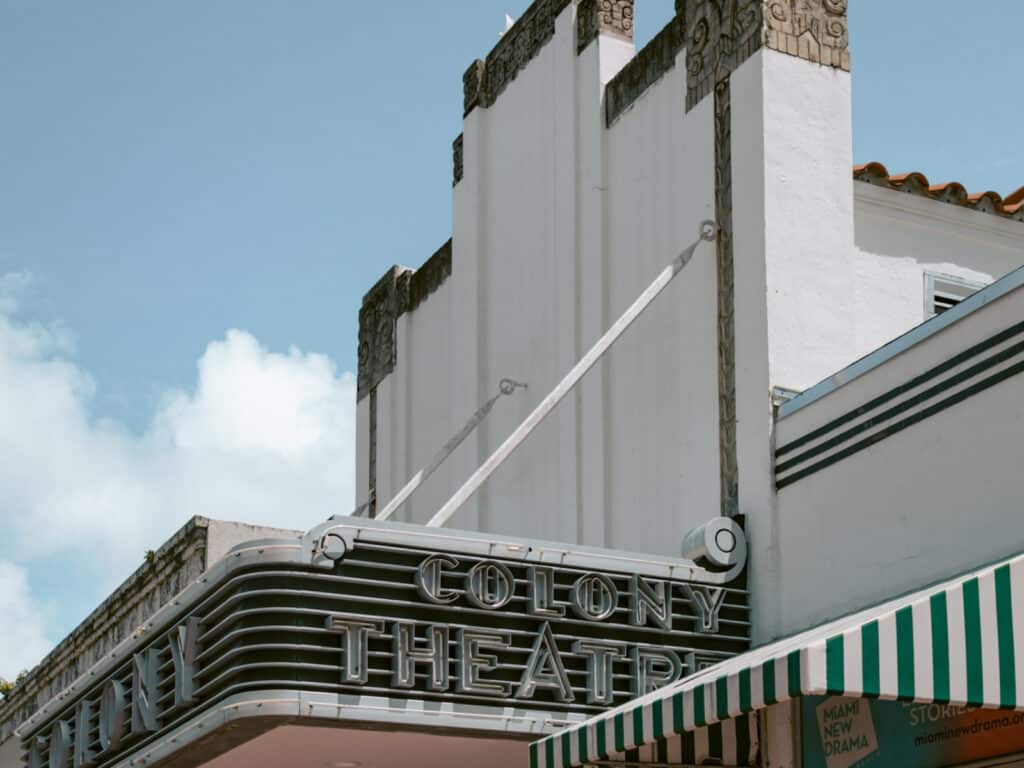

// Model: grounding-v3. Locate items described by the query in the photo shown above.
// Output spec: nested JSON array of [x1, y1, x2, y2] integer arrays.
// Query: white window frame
[[924, 271, 988, 318]]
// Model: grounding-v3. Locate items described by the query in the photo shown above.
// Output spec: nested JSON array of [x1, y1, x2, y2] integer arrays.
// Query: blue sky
[[0, 1, 1021, 677]]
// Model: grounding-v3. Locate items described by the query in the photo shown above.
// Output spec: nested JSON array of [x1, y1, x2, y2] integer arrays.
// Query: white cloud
[[0, 274, 356, 677], [0, 561, 52, 679]]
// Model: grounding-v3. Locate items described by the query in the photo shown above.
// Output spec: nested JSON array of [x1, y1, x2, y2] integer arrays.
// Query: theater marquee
[[19, 518, 750, 768]]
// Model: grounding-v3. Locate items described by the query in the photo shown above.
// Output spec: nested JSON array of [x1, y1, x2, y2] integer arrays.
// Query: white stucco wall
[[369, 8, 726, 556], [734, 49, 857, 396], [848, 182, 1024, 371], [359, 5, 1024, 584], [772, 280, 1024, 638], [730, 48, 859, 643], [459, 6, 584, 541], [384, 281, 456, 523], [601, 58, 719, 553]]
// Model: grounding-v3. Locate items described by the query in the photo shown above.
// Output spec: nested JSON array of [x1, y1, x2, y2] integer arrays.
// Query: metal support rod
[[374, 378, 527, 522], [426, 221, 718, 528]]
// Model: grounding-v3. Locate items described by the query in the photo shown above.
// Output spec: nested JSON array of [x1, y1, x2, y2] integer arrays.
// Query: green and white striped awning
[[531, 551, 1024, 767]]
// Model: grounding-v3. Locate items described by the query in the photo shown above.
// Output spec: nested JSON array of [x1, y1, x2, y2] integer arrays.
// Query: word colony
[[326, 555, 729, 705], [27, 620, 199, 768]]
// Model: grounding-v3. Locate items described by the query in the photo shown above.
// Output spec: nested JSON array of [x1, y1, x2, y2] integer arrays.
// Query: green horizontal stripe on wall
[[778, 338, 1024, 476], [776, 321, 1024, 458], [777, 357, 1024, 489]]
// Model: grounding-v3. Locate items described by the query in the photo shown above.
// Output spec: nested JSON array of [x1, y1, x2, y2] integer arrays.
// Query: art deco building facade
[[3, 2, 1023, 767]]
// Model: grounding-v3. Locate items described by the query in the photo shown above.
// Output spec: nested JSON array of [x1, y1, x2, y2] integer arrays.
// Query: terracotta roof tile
[[853, 162, 1024, 221], [1004, 186, 1024, 206]]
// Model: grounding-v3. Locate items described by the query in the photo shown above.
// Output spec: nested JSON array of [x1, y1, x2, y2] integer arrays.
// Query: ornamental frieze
[[357, 266, 411, 401], [765, 0, 849, 69], [577, 0, 636, 54], [463, 0, 572, 115], [452, 133, 464, 186], [684, 0, 765, 110], [684, 0, 849, 110], [357, 242, 454, 401], [604, 12, 685, 124]]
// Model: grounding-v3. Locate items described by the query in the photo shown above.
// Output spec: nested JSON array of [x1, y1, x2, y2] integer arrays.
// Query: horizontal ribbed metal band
[[23, 528, 749, 768]]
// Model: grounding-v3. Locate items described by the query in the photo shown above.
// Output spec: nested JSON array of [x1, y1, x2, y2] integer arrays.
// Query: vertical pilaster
[[450, 102, 486, 531], [713, 79, 739, 518], [367, 388, 377, 517], [552, 3, 581, 545], [575, 13, 609, 549], [684, 0, 850, 521], [576, 0, 635, 54], [576, 0, 635, 548]]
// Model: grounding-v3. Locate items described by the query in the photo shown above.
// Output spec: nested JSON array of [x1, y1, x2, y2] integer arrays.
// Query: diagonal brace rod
[[374, 377, 527, 522], [426, 220, 718, 528]]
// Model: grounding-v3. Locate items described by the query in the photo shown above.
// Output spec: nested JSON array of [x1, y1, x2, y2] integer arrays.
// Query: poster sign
[[803, 695, 1024, 768]]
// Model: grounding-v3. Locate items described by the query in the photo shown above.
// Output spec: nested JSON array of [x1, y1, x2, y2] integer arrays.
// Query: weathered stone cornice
[[453, 133, 464, 186], [605, 11, 685, 125], [358, 267, 411, 401], [577, 0, 635, 54], [463, 0, 572, 116], [357, 240, 454, 401], [685, 0, 849, 110], [0, 519, 211, 741]]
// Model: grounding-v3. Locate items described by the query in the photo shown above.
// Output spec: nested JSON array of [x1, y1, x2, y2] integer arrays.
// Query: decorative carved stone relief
[[679, 0, 847, 517], [684, 0, 765, 110], [463, 60, 486, 116], [408, 240, 453, 313], [765, 0, 849, 69], [684, 0, 848, 110], [713, 81, 739, 517], [357, 266, 411, 401], [604, 12, 685, 124], [577, 0, 635, 54], [463, 0, 573, 115], [358, 241, 454, 516], [357, 242, 455, 401], [453, 134, 464, 186]]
